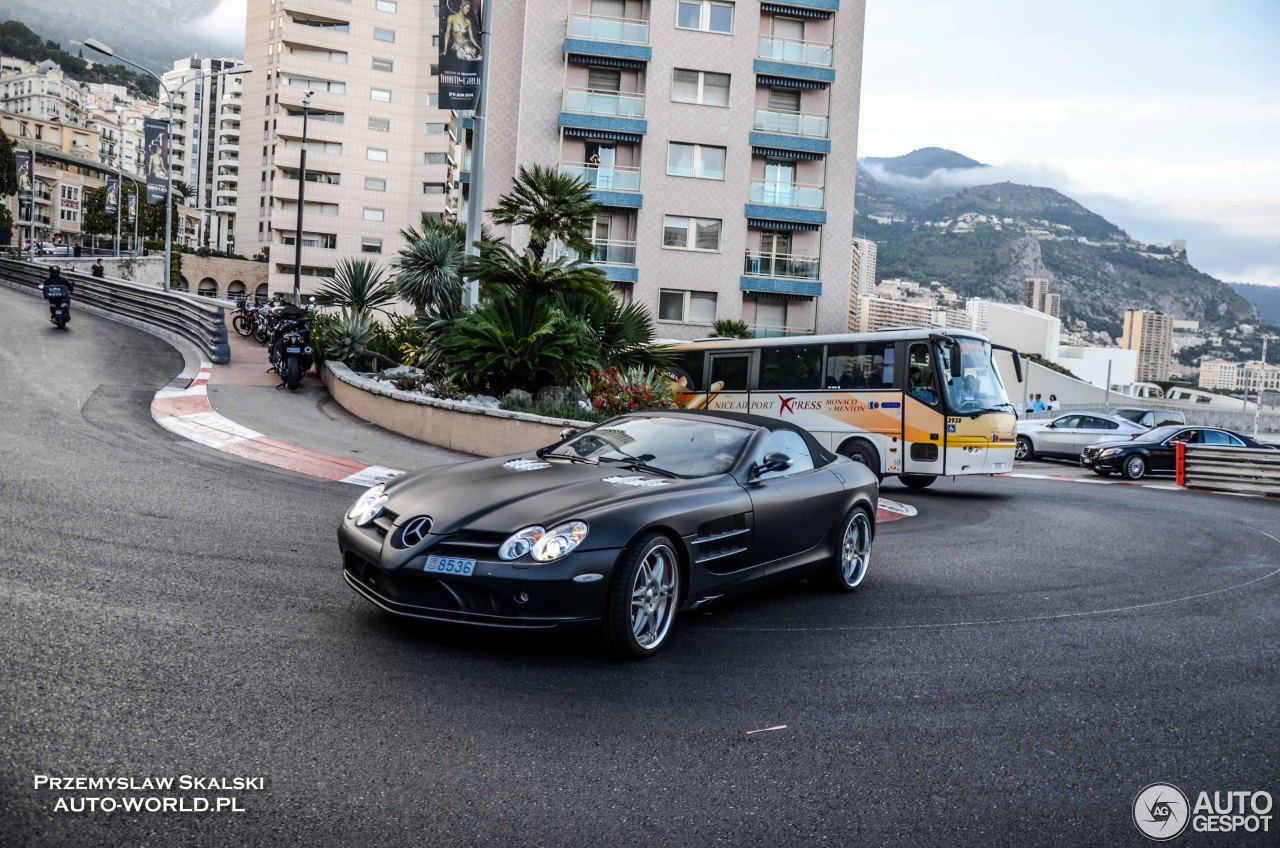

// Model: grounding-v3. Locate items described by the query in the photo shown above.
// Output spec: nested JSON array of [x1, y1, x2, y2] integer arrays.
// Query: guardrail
[[0, 257, 231, 364], [1176, 442, 1280, 496]]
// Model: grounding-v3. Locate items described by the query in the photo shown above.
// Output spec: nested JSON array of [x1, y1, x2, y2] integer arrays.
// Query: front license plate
[[285, 346, 302, 353], [424, 555, 475, 577]]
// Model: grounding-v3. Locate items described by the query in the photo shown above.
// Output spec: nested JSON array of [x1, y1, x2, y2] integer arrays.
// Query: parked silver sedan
[[1015, 413, 1147, 461]]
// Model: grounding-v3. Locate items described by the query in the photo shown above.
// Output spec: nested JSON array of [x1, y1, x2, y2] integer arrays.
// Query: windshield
[[935, 338, 1010, 413], [545, 416, 752, 478]]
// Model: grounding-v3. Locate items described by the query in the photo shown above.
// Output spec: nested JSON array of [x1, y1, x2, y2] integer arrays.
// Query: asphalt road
[[1, 285, 1277, 847]]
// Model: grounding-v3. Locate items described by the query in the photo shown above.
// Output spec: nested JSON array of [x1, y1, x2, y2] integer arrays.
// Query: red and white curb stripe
[[877, 499, 917, 523], [150, 362, 404, 486]]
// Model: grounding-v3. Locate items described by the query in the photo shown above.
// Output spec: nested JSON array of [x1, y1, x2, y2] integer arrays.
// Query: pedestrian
[[1047, 394, 1060, 411], [73, 242, 82, 258], [1032, 394, 1045, 413], [91, 258, 105, 278]]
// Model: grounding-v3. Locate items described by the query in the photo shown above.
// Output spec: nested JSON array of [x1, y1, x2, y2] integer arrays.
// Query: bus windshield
[[936, 337, 1011, 414]]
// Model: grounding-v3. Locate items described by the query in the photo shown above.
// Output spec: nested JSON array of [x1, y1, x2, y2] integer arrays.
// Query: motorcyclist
[[44, 265, 74, 323]]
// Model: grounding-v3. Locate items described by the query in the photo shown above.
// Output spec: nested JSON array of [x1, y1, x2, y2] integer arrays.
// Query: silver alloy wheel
[[841, 511, 873, 588], [1015, 438, 1030, 461], [1125, 455, 1146, 479], [631, 543, 678, 649]]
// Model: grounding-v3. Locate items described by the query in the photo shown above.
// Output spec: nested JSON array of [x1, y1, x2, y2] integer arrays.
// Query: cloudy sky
[[858, 0, 1280, 285]]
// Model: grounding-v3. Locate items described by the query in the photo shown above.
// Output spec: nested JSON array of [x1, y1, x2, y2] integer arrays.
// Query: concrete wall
[[33, 256, 165, 286], [984, 302, 1061, 359], [1054, 346, 1138, 389], [321, 361, 594, 457], [178, 255, 269, 299]]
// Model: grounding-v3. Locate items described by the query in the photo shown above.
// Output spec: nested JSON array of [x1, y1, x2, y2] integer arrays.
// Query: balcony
[[743, 250, 820, 280], [560, 162, 642, 208], [747, 322, 817, 339], [745, 180, 827, 227], [755, 37, 836, 85], [564, 14, 652, 64], [750, 107, 832, 157], [559, 88, 648, 137], [556, 238, 638, 283]]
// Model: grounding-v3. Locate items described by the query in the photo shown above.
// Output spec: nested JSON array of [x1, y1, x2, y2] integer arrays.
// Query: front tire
[[232, 313, 252, 336], [1121, 454, 1147, 480], [812, 507, 874, 592], [284, 355, 301, 391], [1015, 436, 1034, 461], [898, 474, 936, 490], [252, 322, 268, 344], [605, 533, 680, 659]]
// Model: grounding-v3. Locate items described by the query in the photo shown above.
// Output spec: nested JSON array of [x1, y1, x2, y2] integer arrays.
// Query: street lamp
[[293, 90, 313, 306], [83, 38, 251, 290], [16, 121, 36, 258]]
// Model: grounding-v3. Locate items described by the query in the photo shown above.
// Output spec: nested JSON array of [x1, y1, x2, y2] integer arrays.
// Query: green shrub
[[581, 366, 678, 417], [499, 396, 603, 423]]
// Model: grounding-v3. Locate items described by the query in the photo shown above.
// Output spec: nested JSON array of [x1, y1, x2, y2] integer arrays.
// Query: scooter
[[39, 282, 72, 329]]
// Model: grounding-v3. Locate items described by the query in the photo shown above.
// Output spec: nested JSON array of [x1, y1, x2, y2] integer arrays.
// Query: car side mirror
[[559, 428, 579, 441], [751, 451, 793, 480]]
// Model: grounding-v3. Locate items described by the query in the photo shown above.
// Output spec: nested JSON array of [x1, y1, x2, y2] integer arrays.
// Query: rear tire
[[232, 313, 252, 336], [1121, 454, 1147, 480], [252, 322, 268, 344], [53, 312, 66, 329], [605, 533, 680, 659], [285, 356, 301, 391], [898, 474, 936, 490], [1015, 436, 1034, 461], [838, 440, 882, 481], [811, 507, 874, 592]]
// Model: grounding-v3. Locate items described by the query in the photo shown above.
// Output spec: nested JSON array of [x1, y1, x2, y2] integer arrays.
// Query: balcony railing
[[560, 162, 641, 192], [758, 36, 834, 67], [749, 180, 825, 209], [744, 250, 820, 280], [753, 108, 829, 138], [557, 238, 637, 266], [562, 87, 645, 118], [567, 13, 650, 44], [749, 323, 815, 339]]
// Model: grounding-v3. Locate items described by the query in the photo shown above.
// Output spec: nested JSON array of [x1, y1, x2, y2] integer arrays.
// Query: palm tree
[[557, 291, 674, 371], [464, 240, 612, 302], [171, 180, 196, 205], [394, 227, 465, 320], [314, 257, 398, 315], [488, 164, 596, 261]]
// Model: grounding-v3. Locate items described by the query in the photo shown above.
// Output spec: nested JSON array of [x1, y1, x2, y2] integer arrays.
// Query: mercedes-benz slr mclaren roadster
[[338, 410, 879, 657]]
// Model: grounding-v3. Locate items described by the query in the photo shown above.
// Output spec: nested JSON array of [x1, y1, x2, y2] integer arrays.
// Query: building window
[[281, 232, 338, 249], [424, 152, 448, 165], [427, 92, 439, 106], [362, 237, 383, 253], [430, 64, 439, 76], [671, 69, 730, 106], [676, 0, 734, 34], [667, 142, 726, 180], [425, 122, 447, 135], [662, 215, 722, 251], [281, 168, 341, 184], [370, 87, 391, 102], [285, 75, 345, 94], [368, 116, 390, 131], [659, 289, 717, 324], [291, 16, 350, 32], [365, 177, 386, 191], [290, 47, 347, 63], [423, 183, 446, 194], [367, 147, 388, 161], [376, 0, 397, 10], [363, 207, 385, 221], [372, 57, 393, 72], [373, 28, 395, 42]]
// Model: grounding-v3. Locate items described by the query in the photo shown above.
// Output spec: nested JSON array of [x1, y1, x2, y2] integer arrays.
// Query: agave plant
[[488, 164, 596, 260], [394, 227, 465, 320], [323, 308, 376, 364], [314, 257, 399, 315]]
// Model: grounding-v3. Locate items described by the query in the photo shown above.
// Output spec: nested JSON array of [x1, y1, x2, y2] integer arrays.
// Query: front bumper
[[339, 521, 619, 630], [1080, 452, 1120, 473]]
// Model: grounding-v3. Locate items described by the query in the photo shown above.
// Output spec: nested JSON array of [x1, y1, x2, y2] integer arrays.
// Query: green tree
[[488, 164, 596, 260], [465, 239, 612, 302], [394, 223, 464, 319], [713, 319, 752, 339], [0, 129, 16, 197]]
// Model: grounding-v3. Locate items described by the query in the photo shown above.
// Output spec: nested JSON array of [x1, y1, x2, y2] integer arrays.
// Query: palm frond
[[313, 257, 399, 315], [487, 164, 597, 259]]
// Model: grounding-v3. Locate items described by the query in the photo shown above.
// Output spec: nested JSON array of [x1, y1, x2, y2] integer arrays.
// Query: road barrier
[[0, 258, 230, 364], [1176, 442, 1280, 496]]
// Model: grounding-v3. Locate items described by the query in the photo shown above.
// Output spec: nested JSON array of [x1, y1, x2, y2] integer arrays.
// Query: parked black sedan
[[1081, 425, 1276, 479], [338, 410, 879, 657]]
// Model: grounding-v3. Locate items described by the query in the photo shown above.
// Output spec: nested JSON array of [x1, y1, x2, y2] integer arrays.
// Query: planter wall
[[321, 361, 594, 457]]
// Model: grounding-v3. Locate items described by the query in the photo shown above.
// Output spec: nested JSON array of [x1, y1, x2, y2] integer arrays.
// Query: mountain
[[1230, 282, 1280, 326], [0, 21, 157, 97], [856, 149, 1260, 338]]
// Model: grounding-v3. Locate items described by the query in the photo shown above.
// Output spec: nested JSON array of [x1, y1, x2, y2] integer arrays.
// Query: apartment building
[[0, 60, 90, 127], [1121, 309, 1174, 382], [846, 235, 876, 327], [236, 0, 457, 297], [1, 111, 106, 247], [162, 58, 246, 251], [1022, 276, 1060, 319], [456, 0, 864, 339], [1198, 358, 1280, 393]]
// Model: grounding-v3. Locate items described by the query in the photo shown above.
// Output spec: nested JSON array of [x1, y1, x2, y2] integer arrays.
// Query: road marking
[[877, 499, 917, 523]]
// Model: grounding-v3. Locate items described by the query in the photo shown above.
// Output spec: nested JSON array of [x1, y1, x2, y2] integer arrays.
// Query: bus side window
[[825, 342, 894, 390], [759, 345, 823, 391], [672, 350, 705, 391]]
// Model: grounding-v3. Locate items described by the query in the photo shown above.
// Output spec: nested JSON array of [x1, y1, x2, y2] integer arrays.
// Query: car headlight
[[347, 483, 388, 526], [499, 521, 589, 562], [1098, 448, 1122, 458]]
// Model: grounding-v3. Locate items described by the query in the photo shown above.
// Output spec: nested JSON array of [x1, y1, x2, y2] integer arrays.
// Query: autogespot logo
[[1134, 783, 1190, 841]]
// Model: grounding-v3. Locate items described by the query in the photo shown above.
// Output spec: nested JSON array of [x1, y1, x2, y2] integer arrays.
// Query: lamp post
[[83, 39, 250, 290], [17, 122, 36, 258], [292, 90, 313, 306]]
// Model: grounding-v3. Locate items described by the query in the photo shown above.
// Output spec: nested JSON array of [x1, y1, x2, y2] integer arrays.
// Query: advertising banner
[[127, 192, 137, 225], [143, 118, 169, 205], [15, 150, 34, 225], [438, 0, 484, 110], [104, 175, 120, 215]]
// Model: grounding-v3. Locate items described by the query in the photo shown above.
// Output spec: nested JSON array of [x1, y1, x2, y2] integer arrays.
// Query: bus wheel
[[898, 474, 936, 490], [838, 441, 881, 481]]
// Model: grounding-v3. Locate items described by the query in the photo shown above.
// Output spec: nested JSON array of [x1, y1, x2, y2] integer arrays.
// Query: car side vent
[[396, 516, 433, 549]]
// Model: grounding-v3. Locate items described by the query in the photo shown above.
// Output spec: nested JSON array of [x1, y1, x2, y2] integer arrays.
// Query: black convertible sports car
[[338, 410, 879, 657]]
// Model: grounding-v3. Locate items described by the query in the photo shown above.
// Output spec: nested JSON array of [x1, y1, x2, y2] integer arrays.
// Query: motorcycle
[[230, 299, 256, 337], [39, 281, 72, 329], [267, 303, 313, 391]]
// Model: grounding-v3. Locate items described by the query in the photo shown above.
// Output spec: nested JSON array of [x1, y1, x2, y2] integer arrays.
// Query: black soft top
[[626, 409, 840, 468]]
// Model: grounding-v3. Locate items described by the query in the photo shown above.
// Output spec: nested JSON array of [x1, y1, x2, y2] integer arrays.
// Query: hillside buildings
[[1198, 358, 1280, 393], [456, 0, 866, 339], [1022, 276, 1060, 319], [1122, 309, 1174, 382], [849, 236, 877, 298], [234, 0, 457, 298]]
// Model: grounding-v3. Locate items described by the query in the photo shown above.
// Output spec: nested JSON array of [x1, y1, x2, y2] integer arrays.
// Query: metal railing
[[749, 180, 825, 209], [562, 87, 646, 118], [753, 108, 829, 138], [743, 250, 820, 280], [1177, 442, 1280, 496], [757, 36, 833, 67], [750, 324, 814, 339], [0, 258, 231, 364], [555, 239, 637, 266], [567, 13, 650, 44], [559, 162, 642, 192]]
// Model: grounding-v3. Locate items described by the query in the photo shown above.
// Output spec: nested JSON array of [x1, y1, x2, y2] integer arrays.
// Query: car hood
[[1086, 437, 1144, 451], [381, 454, 718, 534]]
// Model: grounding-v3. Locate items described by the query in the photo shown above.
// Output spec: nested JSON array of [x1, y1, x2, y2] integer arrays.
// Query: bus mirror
[[949, 344, 963, 379]]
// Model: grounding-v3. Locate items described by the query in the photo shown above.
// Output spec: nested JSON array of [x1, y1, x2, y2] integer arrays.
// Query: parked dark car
[[1111, 407, 1186, 428], [338, 410, 879, 658], [1081, 425, 1276, 479]]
